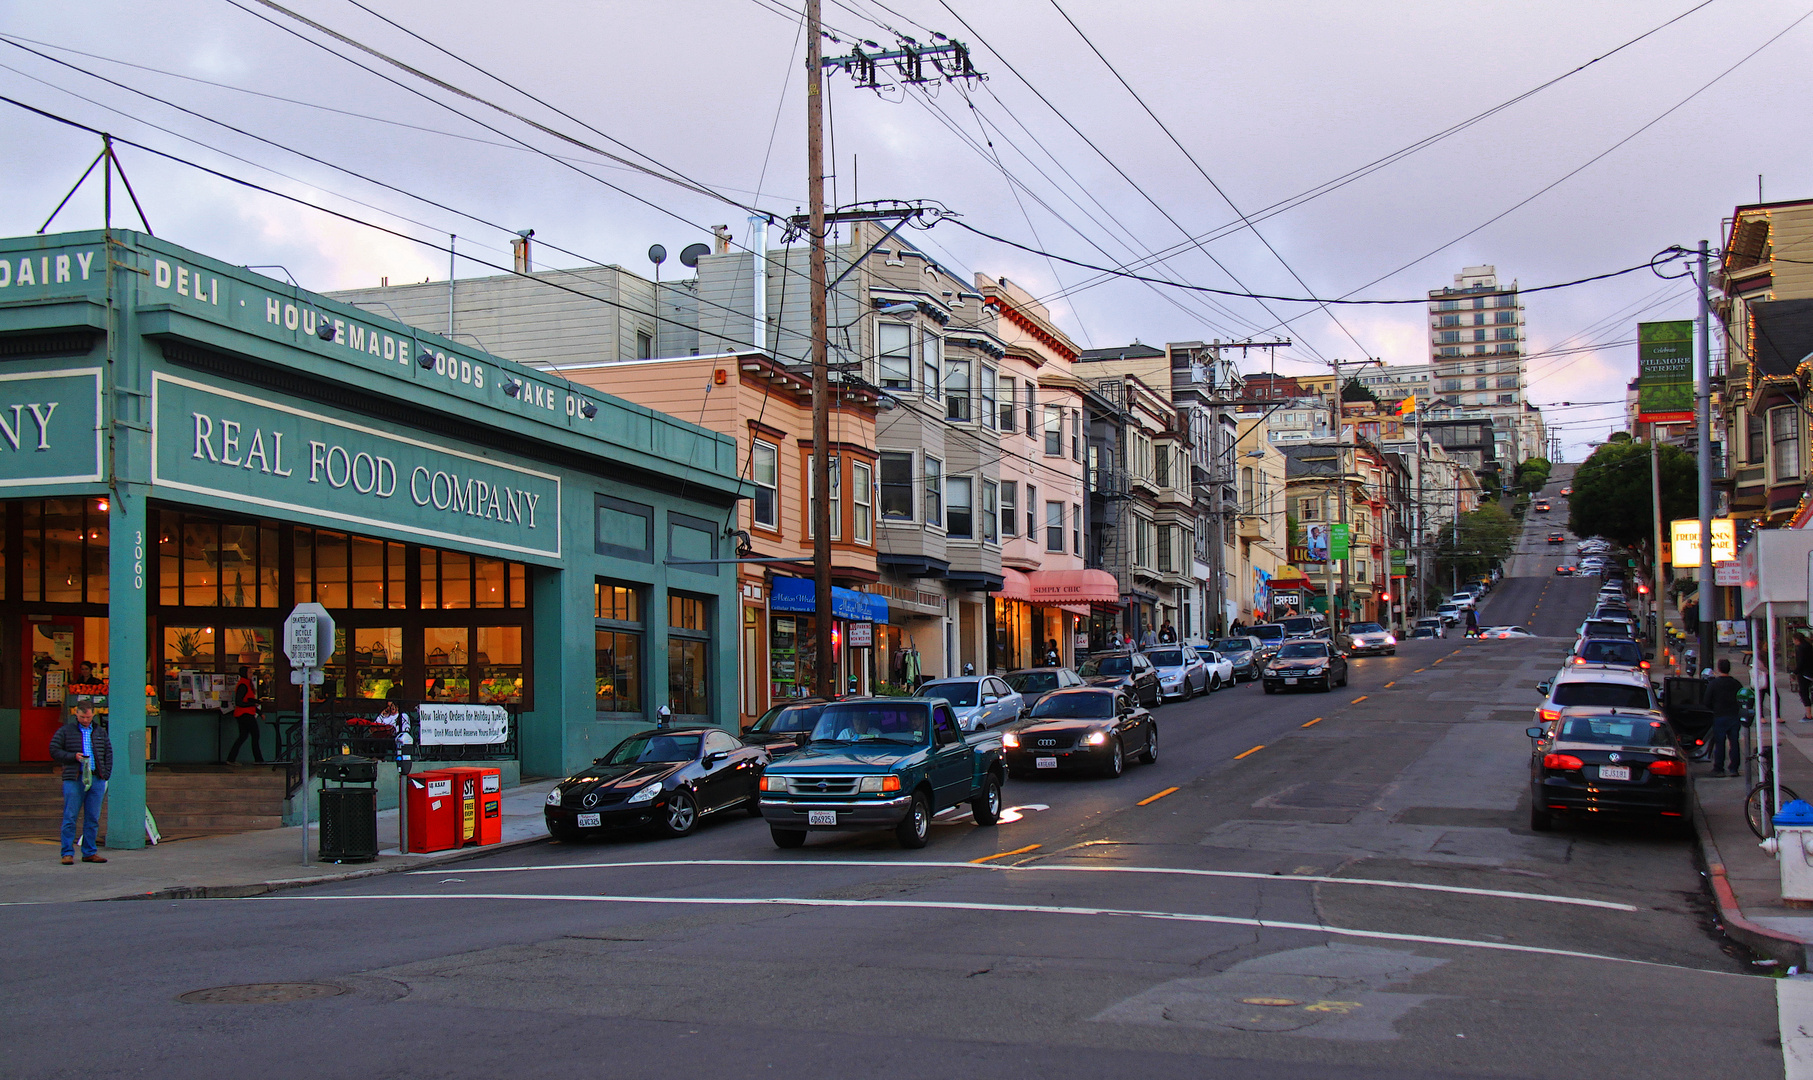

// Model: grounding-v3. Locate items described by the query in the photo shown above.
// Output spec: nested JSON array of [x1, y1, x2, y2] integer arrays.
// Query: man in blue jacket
[[48, 695, 111, 865]]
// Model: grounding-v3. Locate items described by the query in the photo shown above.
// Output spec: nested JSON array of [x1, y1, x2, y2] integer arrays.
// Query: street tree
[[1566, 439, 1695, 550], [1514, 456, 1552, 495], [1341, 378, 1378, 404], [1432, 503, 1518, 599]]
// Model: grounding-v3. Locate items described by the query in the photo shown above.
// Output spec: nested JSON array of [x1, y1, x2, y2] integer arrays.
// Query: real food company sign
[[151, 373, 561, 560], [0, 368, 102, 487]]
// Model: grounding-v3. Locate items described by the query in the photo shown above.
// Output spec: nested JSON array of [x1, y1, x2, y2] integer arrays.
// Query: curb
[[98, 832, 550, 902], [1690, 778, 1809, 969]]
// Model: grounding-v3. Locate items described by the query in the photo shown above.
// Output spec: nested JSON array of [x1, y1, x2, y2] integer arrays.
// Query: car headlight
[[1083, 731, 1108, 746], [1303, 666, 1324, 675], [1002, 732, 1020, 748], [1385, 635, 1396, 645], [760, 774, 788, 792], [545, 788, 561, 807], [857, 775, 902, 793], [626, 781, 663, 804]]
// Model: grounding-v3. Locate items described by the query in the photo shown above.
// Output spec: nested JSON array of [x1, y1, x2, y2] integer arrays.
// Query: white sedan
[[1482, 626, 1534, 639]]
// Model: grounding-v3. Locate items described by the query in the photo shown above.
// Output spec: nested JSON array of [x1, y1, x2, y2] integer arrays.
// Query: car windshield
[[600, 733, 701, 765], [751, 703, 826, 734], [1249, 624, 1285, 641], [1147, 649, 1185, 667], [808, 704, 930, 744], [1580, 640, 1642, 664], [920, 680, 978, 707], [1348, 623, 1385, 634], [1006, 671, 1059, 693], [1555, 716, 1672, 747], [1583, 621, 1632, 638], [1031, 692, 1116, 719], [1279, 642, 1328, 659], [1079, 656, 1131, 677], [1281, 617, 1319, 635], [1215, 639, 1252, 653], [1552, 683, 1652, 710]]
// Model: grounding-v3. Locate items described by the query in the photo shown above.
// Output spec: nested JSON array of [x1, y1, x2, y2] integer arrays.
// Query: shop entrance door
[[21, 618, 82, 762]]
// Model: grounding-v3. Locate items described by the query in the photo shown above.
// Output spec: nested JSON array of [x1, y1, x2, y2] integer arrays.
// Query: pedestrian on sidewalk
[[225, 666, 264, 764], [1794, 629, 1813, 722], [48, 695, 110, 864], [1705, 659, 1745, 777]]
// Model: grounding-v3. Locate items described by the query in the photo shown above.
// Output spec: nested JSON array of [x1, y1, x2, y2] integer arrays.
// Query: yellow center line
[[1433, 658, 1444, 664], [970, 844, 1041, 864], [1234, 744, 1265, 760], [1137, 787, 1180, 806], [1350, 695, 1368, 704], [1301, 717, 1322, 728], [1413, 668, 1426, 672], [1382, 681, 1395, 688]]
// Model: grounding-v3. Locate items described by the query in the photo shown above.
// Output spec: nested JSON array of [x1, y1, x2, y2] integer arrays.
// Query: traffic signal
[[1637, 583, 1649, 595]]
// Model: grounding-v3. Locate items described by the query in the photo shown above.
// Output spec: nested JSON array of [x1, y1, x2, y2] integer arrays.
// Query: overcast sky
[[2, 0, 1809, 458]]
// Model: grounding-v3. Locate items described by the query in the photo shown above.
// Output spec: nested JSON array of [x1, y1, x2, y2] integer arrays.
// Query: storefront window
[[354, 627, 403, 699], [441, 551, 471, 609], [423, 627, 470, 701], [476, 557, 507, 608], [312, 530, 349, 608], [15, 499, 110, 604], [162, 624, 224, 708], [219, 522, 258, 607], [225, 628, 275, 704], [43, 499, 84, 603], [351, 536, 384, 608], [769, 614, 812, 699], [596, 580, 644, 714], [476, 626, 522, 703]]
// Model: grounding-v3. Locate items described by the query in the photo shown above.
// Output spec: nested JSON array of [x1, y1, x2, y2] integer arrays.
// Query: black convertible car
[[544, 726, 767, 840]]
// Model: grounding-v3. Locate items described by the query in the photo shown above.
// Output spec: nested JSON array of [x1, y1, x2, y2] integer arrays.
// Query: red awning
[[994, 567, 1034, 602], [1026, 568, 1121, 607]]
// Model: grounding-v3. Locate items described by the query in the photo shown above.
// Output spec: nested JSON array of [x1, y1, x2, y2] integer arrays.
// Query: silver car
[[917, 676, 1025, 731], [1146, 645, 1210, 700]]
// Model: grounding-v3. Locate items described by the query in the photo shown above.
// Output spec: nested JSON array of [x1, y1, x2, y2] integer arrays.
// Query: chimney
[[712, 225, 732, 255], [511, 229, 534, 273]]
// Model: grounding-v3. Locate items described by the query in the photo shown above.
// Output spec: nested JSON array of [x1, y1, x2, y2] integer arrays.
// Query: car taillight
[[1543, 753, 1584, 771], [1573, 657, 1584, 665], [1647, 759, 1687, 776], [1539, 709, 1561, 722], [1639, 660, 1650, 670]]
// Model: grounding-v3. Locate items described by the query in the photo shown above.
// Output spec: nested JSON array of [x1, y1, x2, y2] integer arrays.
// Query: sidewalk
[[0, 777, 558, 906], [1697, 718, 1813, 969]]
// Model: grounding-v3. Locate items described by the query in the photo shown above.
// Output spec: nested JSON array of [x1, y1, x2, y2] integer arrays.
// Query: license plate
[[1036, 756, 1058, 769], [807, 810, 838, 826], [1284, 677, 1299, 685], [576, 813, 601, 828], [1599, 766, 1631, 782]]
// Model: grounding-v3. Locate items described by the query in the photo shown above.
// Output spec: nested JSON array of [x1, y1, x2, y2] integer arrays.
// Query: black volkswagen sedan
[[1262, 640, 1348, 693], [544, 727, 766, 841], [1078, 650, 1161, 707], [1525, 707, 1690, 834], [741, 698, 832, 759], [1002, 687, 1155, 779]]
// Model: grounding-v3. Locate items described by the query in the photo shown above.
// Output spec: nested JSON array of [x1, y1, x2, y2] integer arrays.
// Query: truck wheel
[[895, 791, 932, 848], [770, 827, 807, 849], [971, 773, 1003, 826], [1103, 738, 1124, 778]]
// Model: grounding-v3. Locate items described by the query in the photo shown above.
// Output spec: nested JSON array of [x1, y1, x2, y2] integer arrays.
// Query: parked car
[[918, 676, 1025, 731], [1262, 639, 1348, 694], [1436, 603, 1461, 626], [1079, 650, 1162, 707], [1571, 637, 1649, 672], [1577, 618, 1637, 642], [1337, 621, 1396, 656], [740, 698, 833, 759], [1004, 666, 1086, 713], [1555, 565, 1575, 576], [544, 726, 766, 841], [1279, 614, 1330, 640], [1212, 636, 1266, 680], [1198, 648, 1236, 691], [1247, 623, 1287, 662], [1534, 500, 1551, 513], [1447, 593, 1476, 611], [1144, 645, 1209, 700], [758, 697, 1005, 849], [1412, 616, 1444, 639], [1547, 532, 1566, 545], [1002, 686, 1156, 779], [1534, 664, 1659, 727], [1525, 708, 1689, 834], [1482, 625, 1534, 639]]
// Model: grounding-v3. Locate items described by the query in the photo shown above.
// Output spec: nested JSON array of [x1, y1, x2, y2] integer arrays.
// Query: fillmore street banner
[[1637, 320, 1693, 424], [417, 703, 509, 745]]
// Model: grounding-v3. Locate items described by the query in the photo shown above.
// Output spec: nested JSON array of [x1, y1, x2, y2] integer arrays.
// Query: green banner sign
[[1390, 548, 1407, 575], [151, 372, 562, 560], [1637, 320, 1693, 423], [0, 368, 102, 487], [1330, 522, 1350, 560]]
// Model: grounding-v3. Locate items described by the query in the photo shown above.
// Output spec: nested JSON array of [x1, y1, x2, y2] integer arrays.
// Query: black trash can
[[315, 754, 378, 863]]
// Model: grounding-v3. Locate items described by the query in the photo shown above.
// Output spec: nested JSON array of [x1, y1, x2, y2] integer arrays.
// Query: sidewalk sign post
[[283, 603, 335, 867]]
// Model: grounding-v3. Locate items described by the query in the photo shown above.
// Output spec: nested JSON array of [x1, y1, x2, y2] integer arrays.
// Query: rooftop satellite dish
[[647, 244, 668, 266], [679, 243, 711, 268]]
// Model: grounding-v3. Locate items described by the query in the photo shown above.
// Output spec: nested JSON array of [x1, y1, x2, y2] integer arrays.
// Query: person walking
[[1794, 630, 1813, 722], [226, 666, 264, 764], [1706, 658, 1746, 777], [1464, 607, 1480, 638], [49, 695, 110, 865], [1159, 621, 1177, 644]]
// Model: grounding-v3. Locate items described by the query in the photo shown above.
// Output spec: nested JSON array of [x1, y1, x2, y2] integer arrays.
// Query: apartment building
[[1426, 265, 1546, 466]]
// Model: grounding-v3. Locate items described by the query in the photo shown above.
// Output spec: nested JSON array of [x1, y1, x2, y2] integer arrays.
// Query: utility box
[[405, 769, 458, 853], [1774, 800, 1813, 903], [445, 766, 503, 846]]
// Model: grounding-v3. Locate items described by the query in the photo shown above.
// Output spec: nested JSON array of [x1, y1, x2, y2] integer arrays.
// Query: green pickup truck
[[757, 696, 1006, 849]]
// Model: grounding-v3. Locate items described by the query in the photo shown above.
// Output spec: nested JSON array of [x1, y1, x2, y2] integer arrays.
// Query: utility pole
[[806, 0, 834, 697], [1695, 239, 1714, 675], [1651, 434, 1666, 669]]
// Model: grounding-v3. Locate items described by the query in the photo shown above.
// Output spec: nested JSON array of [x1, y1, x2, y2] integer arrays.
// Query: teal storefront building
[[0, 230, 746, 848]]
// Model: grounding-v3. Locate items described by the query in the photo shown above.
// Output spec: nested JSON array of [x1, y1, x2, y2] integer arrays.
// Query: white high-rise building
[[1426, 265, 1546, 466]]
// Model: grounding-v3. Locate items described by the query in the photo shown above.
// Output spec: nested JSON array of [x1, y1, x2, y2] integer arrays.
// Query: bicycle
[[1745, 745, 1802, 840]]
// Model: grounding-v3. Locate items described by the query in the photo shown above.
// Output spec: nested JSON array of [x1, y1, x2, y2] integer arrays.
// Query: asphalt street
[[1, 472, 1786, 1079]]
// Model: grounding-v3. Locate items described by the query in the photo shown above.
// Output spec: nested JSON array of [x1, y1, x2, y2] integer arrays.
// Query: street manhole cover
[[177, 983, 347, 1005]]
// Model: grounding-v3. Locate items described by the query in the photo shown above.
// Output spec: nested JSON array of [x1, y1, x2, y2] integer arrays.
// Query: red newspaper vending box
[[444, 767, 480, 846], [405, 770, 458, 853], [475, 767, 503, 846]]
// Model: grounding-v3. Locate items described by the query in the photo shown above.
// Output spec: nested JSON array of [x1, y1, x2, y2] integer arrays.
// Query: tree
[[1433, 503, 1518, 596], [1341, 377, 1377, 404], [1514, 456, 1552, 495], [1567, 439, 1696, 550]]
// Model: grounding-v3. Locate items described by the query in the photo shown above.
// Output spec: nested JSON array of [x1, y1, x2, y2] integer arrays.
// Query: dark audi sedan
[[1002, 687, 1155, 779], [1262, 639, 1348, 694], [1525, 707, 1690, 834], [544, 727, 766, 841]]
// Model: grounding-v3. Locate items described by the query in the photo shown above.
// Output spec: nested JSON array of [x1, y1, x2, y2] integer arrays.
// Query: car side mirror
[[704, 751, 728, 766], [1536, 680, 1551, 695], [982, 694, 999, 706], [1525, 726, 1544, 739]]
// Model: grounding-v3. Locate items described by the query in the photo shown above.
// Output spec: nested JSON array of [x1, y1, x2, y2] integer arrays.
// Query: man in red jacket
[[226, 666, 264, 765]]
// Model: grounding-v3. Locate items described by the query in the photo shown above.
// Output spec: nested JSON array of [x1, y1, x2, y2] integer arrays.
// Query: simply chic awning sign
[[151, 372, 561, 560]]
